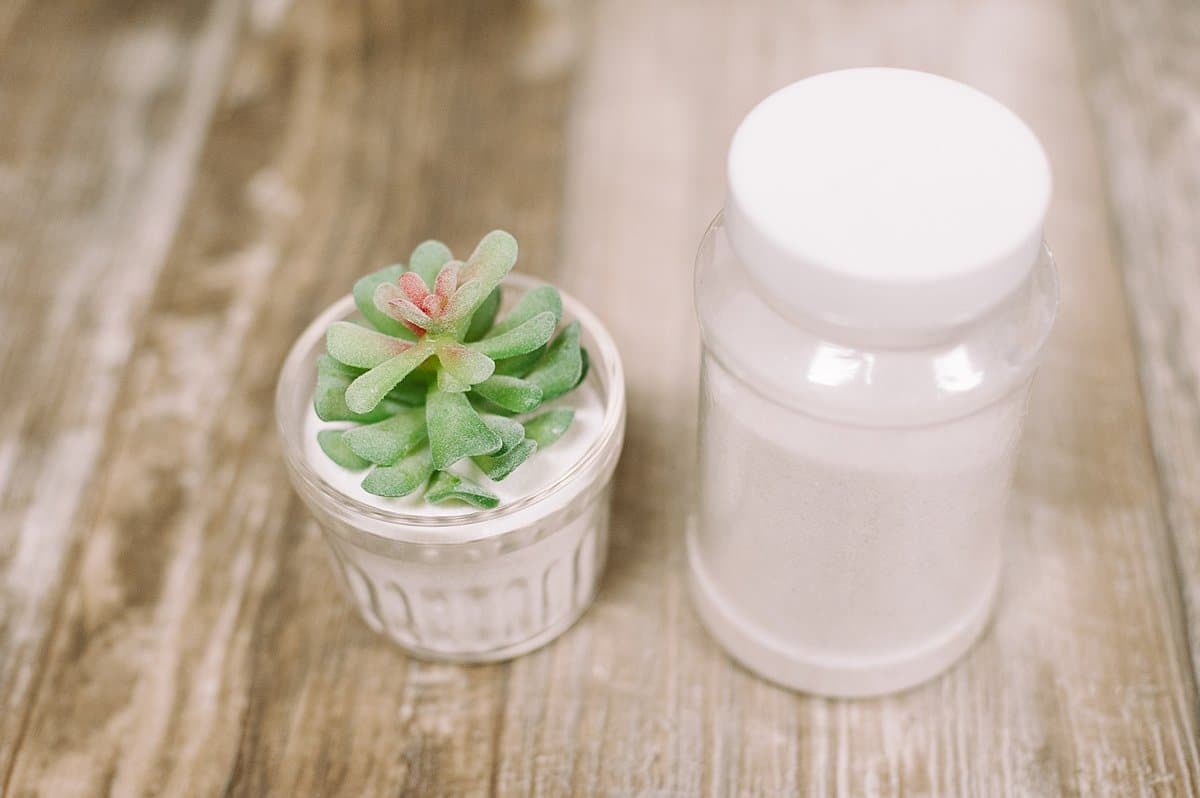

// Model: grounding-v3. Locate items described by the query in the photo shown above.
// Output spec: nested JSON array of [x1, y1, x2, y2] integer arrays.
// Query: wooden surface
[[1, 0, 1198, 795]]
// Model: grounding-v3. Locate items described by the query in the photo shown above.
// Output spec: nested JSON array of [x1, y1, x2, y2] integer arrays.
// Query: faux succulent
[[315, 230, 588, 509]]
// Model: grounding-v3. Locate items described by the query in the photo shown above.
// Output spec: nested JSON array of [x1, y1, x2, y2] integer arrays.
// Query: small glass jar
[[277, 274, 625, 662], [690, 69, 1059, 696]]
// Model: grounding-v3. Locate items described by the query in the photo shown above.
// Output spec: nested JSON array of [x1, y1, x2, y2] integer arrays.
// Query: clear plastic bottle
[[689, 69, 1059, 697]]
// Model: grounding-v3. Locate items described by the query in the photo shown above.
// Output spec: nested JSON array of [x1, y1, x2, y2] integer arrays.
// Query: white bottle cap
[[725, 68, 1051, 335]]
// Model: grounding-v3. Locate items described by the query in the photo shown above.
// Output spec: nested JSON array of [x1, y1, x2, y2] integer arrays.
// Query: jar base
[[686, 522, 998, 698], [368, 587, 597, 664]]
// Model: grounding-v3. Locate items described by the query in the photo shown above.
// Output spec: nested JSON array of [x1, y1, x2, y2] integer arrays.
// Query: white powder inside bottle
[[694, 354, 1028, 659]]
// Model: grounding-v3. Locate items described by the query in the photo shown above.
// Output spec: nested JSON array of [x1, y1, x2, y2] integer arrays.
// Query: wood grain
[[1070, 0, 1200, 691], [0, 0, 1197, 795], [4, 0, 574, 795], [0, 0, 242, 784]]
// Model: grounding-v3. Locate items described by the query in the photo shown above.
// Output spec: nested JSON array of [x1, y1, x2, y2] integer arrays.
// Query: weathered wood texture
[[1070, 0, 1200, 692], [1, 0, 1197, 796], [3, 0, 573, 795], [0, 0, 243, 784]]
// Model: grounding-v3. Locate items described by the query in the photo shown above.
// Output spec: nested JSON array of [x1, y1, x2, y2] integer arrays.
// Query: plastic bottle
[[690, 68, 1058, 697]]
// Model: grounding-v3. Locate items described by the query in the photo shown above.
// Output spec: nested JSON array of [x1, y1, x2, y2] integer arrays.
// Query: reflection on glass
[[934, 345, 984, 393], [807, 343, 874, 387]]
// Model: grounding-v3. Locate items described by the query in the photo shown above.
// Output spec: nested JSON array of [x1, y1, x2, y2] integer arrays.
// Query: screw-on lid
[[725, 68, 1051, 334]]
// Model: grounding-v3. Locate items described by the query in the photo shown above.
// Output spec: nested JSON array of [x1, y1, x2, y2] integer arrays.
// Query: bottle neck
[[695, 214, 1060, 426], [743, 271, 989, 351]]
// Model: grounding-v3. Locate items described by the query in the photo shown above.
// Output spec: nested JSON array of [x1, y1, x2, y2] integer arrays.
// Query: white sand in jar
[[695, 356, 1025, 659]]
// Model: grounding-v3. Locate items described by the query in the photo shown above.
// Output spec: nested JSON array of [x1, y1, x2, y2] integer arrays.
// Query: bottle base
[[685, 521, 998, 698]]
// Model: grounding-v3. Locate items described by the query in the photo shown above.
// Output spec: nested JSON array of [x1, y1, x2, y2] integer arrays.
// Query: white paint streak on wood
[[0, 0, 243, 777], [249, 0, 293, 34], [517, 0, 581, 82], [0, 438, 16, 505], [108, 241, 276, 797]]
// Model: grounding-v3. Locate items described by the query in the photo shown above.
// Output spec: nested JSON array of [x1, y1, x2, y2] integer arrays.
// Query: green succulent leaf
[[481, 415, 525, 454], [345, 342, 433, 414], [438, 343, 495, 388], [436, 279, 488, 329], [490, 284, 563, 337], [493, 346, 546, 378], [317, 429, 371, 470], [326, 321, 413, 369], [318, 232, 591, 506], [458, 230, 518, 300], [469, 311, 556, 360], [314, 355, 398, 422], [361, 447, 434, 497], [426, 388, 503, 469], [522, 408, 575, 448], [470, 374, 543, 413], [318, 353, 364, 378], [525, 321, 583, 401], [437, 369, 471, 393], [473, 439, 537, 482], [576, 346, 590, 388], [353, 265, 415, 339], [465, 287, 502, 342], [409, 240, 454, 288], [432, 263, 460, 298], [342, 406, 428, 465], [386, 372, 430, 406], [426, 471, 500, 509]]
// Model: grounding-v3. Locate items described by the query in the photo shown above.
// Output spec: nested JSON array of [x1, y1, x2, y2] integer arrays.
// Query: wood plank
[[1069, 0, 1200, 688], [3, 0, 577, 795], [0, 0, 242, 783], [489, 0, 1200, 794], [5, 0, 1198, 795]]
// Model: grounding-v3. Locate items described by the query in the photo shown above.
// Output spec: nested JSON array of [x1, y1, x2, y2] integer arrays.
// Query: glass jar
[[277, 274, 626, 662], [689, 69, 1059, 696]]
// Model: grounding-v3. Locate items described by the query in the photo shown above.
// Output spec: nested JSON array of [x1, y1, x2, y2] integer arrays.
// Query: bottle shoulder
[[694, 215, 1059, 427]]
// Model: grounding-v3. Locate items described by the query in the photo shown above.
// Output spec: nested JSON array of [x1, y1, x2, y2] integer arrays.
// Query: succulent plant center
[[314, 231, 590, 509]]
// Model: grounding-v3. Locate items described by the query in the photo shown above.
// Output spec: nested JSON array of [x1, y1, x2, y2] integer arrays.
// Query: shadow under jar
[[277, 274, 625, 662]]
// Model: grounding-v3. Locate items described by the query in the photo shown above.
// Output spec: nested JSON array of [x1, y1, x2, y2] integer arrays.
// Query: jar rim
[[275, 273, 626, 548]]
